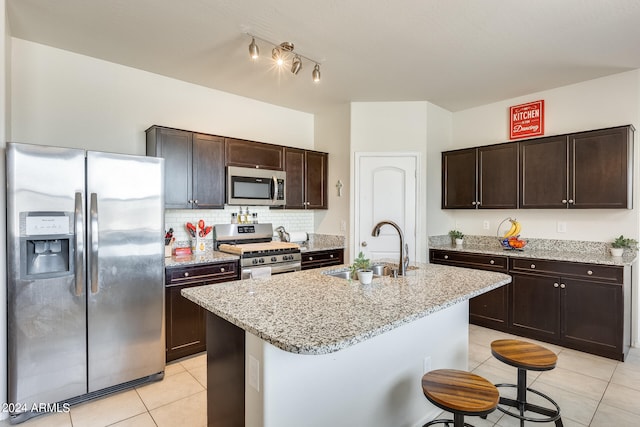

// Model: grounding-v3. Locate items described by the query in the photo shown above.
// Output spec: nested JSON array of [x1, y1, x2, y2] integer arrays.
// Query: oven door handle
[[270, 262, 301, 274]]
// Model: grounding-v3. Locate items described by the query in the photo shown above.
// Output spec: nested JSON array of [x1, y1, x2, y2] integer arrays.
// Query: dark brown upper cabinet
[[146, 126, 225, 209], [442, 143, 518, 209], [225, 138, 285, 170], [520, 125, 634, 209], [284, 148, 328, 209]]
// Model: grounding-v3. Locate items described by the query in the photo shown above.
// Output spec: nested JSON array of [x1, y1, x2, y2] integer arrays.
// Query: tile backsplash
[[165, 207, 314, 242]]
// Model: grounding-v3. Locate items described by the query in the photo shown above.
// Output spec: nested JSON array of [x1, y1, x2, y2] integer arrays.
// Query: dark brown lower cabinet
[[301, 248, 344, 270], [429, 249, 630, 361], [165, 261, 239, 362], [430, 250, 509, 331]]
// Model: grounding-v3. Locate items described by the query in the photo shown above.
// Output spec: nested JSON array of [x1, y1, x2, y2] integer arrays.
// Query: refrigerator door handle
[[89, 192, 99, 294], [74, 192, 85, 296]]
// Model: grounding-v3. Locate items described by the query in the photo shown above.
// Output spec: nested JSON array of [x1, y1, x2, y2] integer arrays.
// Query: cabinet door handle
[[489, 260, 495, 265], [184, 272, 189, 277], [560, 283, 566, 289], [444, 255, 449, 260], [587, 270, 593, 275], [568, 199, 574, 204], [188, 199, 194, 204], [329, 254, 334, 258], [471, 201, 477, 205], [476, 201, 481, 206], [530, 264, 536, 269], [220, 267, 225, 272], [554, 282, 559, 288], [309, 256, 313, 261], [194, 199, 199, 205], [562, 199, 567, 204]]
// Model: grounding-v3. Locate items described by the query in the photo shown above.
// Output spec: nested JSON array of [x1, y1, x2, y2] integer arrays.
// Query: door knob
[[361, 241, 368, 247]]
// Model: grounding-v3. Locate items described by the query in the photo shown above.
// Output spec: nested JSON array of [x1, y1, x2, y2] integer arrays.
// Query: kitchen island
[[182, 262, 511, 427]]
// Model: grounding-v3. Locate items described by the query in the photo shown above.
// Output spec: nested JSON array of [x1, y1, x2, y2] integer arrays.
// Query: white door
[[355, 153, 418, 264]]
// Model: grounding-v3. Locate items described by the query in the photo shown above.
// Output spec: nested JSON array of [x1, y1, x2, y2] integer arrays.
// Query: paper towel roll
[[288, 231, 308, 243]]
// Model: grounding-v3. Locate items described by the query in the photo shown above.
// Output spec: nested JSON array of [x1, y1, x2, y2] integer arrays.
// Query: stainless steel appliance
[[6, 142, 165, 423], [227, 166, 286, 206], [214, 223, 301, 278]]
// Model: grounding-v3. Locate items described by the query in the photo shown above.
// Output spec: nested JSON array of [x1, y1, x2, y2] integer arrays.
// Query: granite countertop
[[165, 250, 239, 268], [429, 243, 636, 266], [299, 242, 346, 252], [181, 262, 511, 355]]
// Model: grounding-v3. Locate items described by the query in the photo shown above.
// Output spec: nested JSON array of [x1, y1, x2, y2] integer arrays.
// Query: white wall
[[350, 102, 429, 262], [313, 104, 351, 248], [450, 70, 640, 242], [1, 0, 9, 417], [426, 103, 453, 236], [10, 38, 314, 155]]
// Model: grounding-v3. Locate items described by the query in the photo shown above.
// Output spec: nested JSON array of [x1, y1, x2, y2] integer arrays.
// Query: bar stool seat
[[491, 339, 563, 426], [421, 369, 499, 427]]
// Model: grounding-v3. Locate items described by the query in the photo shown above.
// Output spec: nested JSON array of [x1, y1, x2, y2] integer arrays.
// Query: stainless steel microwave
[[226, 166, 286, 206]]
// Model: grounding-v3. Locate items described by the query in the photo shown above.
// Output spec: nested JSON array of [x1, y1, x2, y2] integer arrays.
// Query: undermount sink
[[322, 264, 419, 280]]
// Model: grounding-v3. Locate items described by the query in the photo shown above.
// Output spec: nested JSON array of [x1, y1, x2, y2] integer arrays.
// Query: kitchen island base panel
[[243, 301, 469, 427]]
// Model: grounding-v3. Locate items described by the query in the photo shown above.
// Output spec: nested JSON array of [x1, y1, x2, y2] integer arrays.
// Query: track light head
[[248, 38, 259, 59], [291, 55, 302, 75], [312, 64, 321, 83], [272, 47, 284, 66]]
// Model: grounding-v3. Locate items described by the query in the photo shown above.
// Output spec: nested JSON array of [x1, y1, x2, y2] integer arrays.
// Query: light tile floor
[[3, 325, 640, 426]]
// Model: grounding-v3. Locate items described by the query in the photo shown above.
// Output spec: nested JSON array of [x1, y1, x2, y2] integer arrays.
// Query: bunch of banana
[[503, 218, 521, 238]]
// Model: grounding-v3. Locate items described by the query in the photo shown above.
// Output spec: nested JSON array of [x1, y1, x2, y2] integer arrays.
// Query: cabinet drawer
[[301, 249, 344, 270], [509, 258, 623, 283], [430, 250, 508, 272], [167, 262, 238, 286]]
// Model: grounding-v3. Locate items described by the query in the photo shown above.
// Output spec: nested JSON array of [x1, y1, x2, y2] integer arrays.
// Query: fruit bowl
[[501, 236, 527, 250], [497, 217, 526, 251]]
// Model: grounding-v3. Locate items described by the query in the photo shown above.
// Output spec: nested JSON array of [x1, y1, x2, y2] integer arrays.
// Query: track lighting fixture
[[245, 33, 322, 83], [248, 37, 259, 60], [291, 55, 302, 75]]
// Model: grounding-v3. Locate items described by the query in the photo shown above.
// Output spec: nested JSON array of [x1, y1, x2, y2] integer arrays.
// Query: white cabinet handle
[[471, 201, 477, 205], [587, 270, 593, 275], [444, 255, 449, 260], [530, 264, 536, 269], [329, 254, 334, 258], [309, 256, 313, 261], [184, 272, 189, 277], [554, 283, 559, 288], [489, 260, 495, 265], [220, 267, 225, 272], [560, 283, 566, 289], [562, 199, 567, 203], [568, 199, 574, 204]]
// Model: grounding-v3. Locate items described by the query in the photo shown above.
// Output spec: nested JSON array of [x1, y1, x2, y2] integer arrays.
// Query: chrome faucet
[[371, 220, 409, 276]]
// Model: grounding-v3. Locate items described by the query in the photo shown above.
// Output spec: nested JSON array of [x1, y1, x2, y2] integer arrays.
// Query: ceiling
[[7, 0, 640, 114]]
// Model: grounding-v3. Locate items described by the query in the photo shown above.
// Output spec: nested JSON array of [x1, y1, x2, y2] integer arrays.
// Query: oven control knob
[[252, 259, 258, 265], [271, 256, 277, 262], [259, 258, 265, 264]]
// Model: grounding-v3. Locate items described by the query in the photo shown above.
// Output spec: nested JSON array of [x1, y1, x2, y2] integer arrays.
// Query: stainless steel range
[[214, 223, 301, 279]]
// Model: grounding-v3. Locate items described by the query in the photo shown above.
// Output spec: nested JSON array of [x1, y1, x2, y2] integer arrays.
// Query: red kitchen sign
[[509, 100, 544, 139]]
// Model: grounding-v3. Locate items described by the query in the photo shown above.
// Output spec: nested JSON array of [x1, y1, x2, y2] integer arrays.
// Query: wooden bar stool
[[491, 339, 563, 426], [421, 369, 499, 427]]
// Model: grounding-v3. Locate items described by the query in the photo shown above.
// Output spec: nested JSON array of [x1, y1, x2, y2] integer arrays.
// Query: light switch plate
[[483, 221, 490, 230]]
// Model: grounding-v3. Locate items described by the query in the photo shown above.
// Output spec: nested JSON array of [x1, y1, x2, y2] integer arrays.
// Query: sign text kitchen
[[509, 100, 544, 139]]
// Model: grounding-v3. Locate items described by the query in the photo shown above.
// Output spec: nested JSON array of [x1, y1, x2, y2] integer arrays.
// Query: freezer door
[[86, 151, 165, 392], [6, 143, 88, 408]]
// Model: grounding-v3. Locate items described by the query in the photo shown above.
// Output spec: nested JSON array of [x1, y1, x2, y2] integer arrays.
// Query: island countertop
[[181, 262, 511, 355]]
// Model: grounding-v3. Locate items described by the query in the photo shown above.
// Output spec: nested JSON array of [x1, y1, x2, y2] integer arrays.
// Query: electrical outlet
[[483, 221, 490, 230], [423, 356, 432, 373], [340, 220, 346, 232], [557, 221, 567, 233]]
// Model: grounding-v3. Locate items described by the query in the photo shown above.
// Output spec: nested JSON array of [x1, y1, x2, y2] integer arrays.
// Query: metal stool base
[[422, 414, 476, 427], [495, 382, 563, 426]]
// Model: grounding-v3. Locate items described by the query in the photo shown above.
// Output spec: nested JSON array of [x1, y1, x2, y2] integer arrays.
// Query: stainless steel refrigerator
[[6, 142, 165, 422]]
